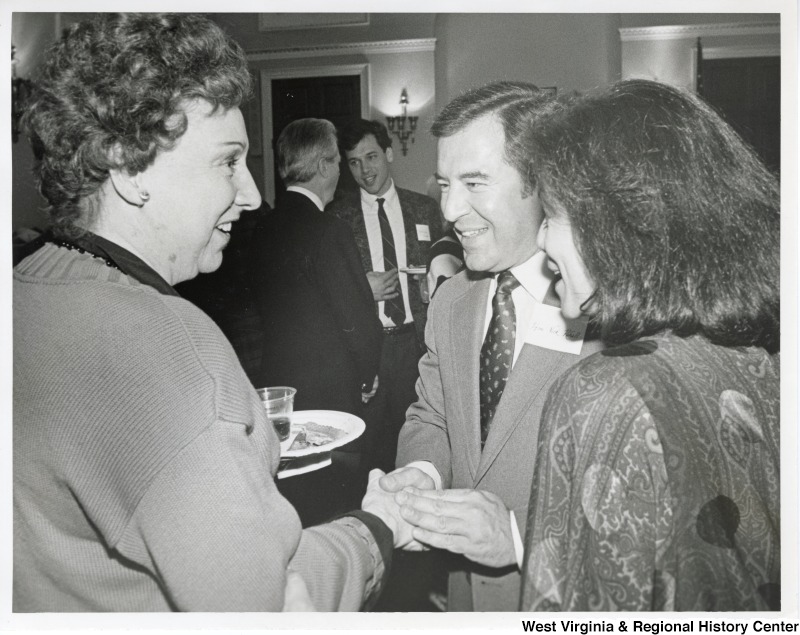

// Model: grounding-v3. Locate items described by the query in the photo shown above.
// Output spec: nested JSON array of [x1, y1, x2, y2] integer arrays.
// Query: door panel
[[701, 57, 780, 175]]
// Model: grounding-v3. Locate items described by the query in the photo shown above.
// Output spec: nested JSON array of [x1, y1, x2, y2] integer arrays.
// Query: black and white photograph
[[3, 1, 796, 632]]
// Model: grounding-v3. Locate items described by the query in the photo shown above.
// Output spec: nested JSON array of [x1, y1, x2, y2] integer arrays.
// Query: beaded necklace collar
[[51, 239, 121, 272], [48, 232, 179, 297]]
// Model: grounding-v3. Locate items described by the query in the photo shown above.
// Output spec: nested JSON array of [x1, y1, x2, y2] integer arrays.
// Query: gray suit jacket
[[328, 187, 442, 344], [396, 269, 603, 611]]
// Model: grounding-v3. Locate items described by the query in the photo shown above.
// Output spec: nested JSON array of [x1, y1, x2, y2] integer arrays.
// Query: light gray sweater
[[13, 243, 385, 611]]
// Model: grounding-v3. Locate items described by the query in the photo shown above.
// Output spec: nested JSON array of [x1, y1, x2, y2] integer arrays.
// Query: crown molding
[[246, 38, 436, 62], [619, 22, 779, 42]]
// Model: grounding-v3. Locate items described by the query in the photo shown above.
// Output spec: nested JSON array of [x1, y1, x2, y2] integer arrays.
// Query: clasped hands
[[361, 467, 517, 569]]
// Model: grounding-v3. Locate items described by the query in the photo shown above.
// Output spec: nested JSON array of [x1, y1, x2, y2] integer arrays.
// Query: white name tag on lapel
[[525, 303, 588, 355], [416, 224, 431, 241]]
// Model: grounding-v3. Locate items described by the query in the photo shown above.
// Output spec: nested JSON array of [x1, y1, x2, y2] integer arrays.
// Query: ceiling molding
[[247, 38, 436, 62], [258, 13, 369, 32], [619, 22, 779, 42]]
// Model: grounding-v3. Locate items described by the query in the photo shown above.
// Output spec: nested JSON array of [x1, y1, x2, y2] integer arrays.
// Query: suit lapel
[[476, 343, 570, 483], [475, 317, 604, 484], [399, 190, 422, 267], [341, 193, 371, 272], [448, 275, 491, 482], [475, 278, 592, 483]]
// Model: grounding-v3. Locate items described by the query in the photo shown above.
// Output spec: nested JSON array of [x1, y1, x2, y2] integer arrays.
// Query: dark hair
[[337, 119, 392, 153], [529, 79, 780, 352], [431, 81, 557, 194], [23, 13, 252, 237], [277, 118, 338, 185]]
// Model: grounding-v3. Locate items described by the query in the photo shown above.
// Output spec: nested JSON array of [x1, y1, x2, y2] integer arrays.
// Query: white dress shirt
[[286, 185, 324, 212], [481, 250, 552, 361], [360, 181, 413, 327], [407, 250, 553, 568]]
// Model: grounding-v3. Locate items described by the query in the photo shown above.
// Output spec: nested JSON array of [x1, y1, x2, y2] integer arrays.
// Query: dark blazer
[[249, 191, 382, 415], [396, 270, 604, 611], [328, 186, 442, 343]]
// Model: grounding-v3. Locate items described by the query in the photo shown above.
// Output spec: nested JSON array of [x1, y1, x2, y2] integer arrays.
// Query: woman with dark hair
[[520, 80, 780, 611], [14, 13, 398, 612]]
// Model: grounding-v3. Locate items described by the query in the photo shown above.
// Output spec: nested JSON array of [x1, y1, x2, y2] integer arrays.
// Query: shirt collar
[[286, 185, 325, 211], [360, 179, 397, 208], [507, 250, 553, 303]]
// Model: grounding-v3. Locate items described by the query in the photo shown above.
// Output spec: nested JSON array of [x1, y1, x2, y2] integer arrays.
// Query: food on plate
[[288, 421, 347, 451]]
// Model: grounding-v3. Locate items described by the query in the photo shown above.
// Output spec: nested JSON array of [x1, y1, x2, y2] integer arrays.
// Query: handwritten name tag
[[416, 224, 431, 241], [525, 303, 588, 355]]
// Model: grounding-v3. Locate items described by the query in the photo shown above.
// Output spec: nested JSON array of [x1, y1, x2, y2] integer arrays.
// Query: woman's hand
[[282, 568, 316, 611]]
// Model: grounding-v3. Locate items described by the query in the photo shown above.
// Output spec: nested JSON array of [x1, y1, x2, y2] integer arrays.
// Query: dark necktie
[[377, 197, 406, 326], [479, 271, 521, 448]]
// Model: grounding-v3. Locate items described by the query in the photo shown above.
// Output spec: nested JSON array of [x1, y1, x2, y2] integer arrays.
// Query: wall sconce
[[385, 88, 418, 157], [12, 44, 33, 144]]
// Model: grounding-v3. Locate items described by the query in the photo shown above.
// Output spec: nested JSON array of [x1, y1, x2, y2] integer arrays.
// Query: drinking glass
[[257, 386, 297, 441]]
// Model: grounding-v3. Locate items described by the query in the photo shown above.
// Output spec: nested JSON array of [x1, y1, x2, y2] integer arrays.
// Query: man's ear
[[385, 147, 394, 164], [318, 157, 333, 178]]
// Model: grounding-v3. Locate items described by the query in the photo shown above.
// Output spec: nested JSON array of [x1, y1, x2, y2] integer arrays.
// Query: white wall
[[434, 13, 623, 110], [620, 14, 780, 91]]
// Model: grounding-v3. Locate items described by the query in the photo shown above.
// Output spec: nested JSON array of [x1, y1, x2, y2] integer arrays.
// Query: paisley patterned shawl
[[521, 332, 780, 611]]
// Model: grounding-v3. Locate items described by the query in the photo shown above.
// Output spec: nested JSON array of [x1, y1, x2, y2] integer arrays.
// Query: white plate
[[277, 453, 332, 479], [399, 266, 426, 275], [279, 410, 365, 458]]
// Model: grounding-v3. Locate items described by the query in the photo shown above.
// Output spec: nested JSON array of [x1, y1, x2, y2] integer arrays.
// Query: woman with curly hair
[[14, 13, 398, 612], [520, 80, 780, 611]]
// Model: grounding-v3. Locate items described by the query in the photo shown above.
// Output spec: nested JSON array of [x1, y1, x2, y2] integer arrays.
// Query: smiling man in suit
[[328, 120, 442, 474], [378, 82, 603, 611]]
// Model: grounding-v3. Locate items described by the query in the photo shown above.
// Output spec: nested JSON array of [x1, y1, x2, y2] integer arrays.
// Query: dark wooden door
[[271, 75, 361, 195], [700, 56, 780, 175]]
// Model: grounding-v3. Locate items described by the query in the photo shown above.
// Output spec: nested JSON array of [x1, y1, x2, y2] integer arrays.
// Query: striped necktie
[[377, 197, 406, 326], [479, 270, 521, 448]]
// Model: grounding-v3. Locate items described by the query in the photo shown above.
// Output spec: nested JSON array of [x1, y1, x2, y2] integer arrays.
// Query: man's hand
[[367, 269, 400, 302], [282, 568, 316, 611], [361, 375, 379, 403], [379, 465, 436, 493], [376, 466, 437, 551], [395, 488, 517, 568], [361, 469, 419, 549]]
